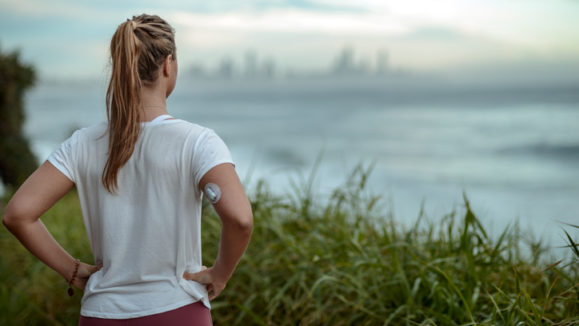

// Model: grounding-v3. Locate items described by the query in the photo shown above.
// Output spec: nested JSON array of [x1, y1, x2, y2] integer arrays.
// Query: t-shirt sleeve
[[47, 130, 80, 182], [192, 128, 234, 187]]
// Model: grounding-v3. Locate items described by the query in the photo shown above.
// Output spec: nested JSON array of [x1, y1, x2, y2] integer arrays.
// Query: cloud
[[313, 0, 579, 46], [0, 0, 101, 19], [402, 26, 467, 41], [1, 0, 578, 79], [168, 9, 409, 35]]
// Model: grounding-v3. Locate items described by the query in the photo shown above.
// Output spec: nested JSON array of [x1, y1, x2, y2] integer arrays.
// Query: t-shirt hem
[[195, 159, 235, 187], [80, 298, 198, 319]]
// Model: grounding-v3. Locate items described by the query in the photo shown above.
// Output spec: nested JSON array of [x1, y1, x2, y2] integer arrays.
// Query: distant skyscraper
[[376, 50, 388, 75], [332, 46, 355, 75], [244, 49, 258, 79], [188, 63, 206, 78], [218, 56, 234, 79], [262, 57, 276, 79], [358, 58, 370, 75]]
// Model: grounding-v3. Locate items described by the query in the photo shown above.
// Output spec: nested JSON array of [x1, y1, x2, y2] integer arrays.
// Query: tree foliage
[[0, 47, 37, 190]]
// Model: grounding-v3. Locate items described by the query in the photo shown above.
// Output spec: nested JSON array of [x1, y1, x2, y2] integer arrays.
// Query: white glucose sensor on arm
[[204, 183, 222, 204]]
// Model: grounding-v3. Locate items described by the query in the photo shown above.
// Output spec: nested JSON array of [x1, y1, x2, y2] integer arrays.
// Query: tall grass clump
[[1, 165, 578, 325], [203, 164, 578, 325], [0, 191, 89, 325]]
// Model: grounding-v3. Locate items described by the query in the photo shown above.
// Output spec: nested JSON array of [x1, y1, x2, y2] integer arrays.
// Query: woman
[[2, 14, 253, 325]]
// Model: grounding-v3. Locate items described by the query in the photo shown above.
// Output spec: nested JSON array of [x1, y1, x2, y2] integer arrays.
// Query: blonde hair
[[103, 14, 176, 193]]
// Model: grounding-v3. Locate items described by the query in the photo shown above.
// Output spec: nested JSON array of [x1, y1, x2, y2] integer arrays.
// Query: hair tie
[[126, 19, 137, 30]]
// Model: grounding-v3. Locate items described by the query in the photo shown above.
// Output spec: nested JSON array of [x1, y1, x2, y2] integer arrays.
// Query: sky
[[1, 0, 579, 81]]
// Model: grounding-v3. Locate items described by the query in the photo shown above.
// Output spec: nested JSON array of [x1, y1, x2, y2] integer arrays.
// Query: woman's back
[[49, 116, 233, 318]]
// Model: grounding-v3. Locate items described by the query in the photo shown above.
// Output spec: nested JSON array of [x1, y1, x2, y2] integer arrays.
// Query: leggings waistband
[[78, 301, 212, 326]]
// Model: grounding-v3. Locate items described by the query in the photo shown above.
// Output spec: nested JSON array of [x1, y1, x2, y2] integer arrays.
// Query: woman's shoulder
[[159, 119, 216, 137], [71, 121, 108, 140], [52, 122, 107, 152]]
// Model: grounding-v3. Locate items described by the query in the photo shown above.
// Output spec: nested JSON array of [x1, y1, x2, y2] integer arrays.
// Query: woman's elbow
[[229, 210, 253, 236], [2, 207, 20, 231], [236, 212, 254, 235], [217, 197, 253, 235], [2, 202, 29, 231]]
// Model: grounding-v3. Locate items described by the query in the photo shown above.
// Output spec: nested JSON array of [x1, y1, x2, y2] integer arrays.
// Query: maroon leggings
[[78, 301, 212, 326]]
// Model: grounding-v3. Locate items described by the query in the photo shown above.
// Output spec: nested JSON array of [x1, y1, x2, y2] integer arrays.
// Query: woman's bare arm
[[2, 161, 100, 289], [183, 163, 253, 300]]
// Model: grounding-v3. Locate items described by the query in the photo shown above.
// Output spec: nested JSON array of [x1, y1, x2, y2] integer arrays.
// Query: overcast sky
[[1, 0, 579, 81]]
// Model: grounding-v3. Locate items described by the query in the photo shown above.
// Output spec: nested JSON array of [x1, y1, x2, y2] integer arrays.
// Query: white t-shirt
[[47, 115, 233, 319]]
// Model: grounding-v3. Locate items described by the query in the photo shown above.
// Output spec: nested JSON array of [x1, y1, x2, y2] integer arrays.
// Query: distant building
[[244, 50, 258, 79], [188, 63, 207, 78], [376, 50, 388, 75], [332, 46, 356, 75], [358, 58, 370, 75], [331, 46, 377, 77], [262, 56, 276, 79], [217, 56, 235, 79]]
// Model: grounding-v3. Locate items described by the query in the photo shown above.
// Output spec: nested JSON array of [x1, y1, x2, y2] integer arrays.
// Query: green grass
[[1, 165, 577, 325]]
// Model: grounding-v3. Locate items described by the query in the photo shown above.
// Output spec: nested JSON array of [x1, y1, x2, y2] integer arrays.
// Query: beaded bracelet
[[68, 259, 80, 296]]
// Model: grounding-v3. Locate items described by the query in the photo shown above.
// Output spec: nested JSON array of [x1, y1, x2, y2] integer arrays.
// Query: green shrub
[[1, 165, 577, 325], [0, 47, 38, 190]]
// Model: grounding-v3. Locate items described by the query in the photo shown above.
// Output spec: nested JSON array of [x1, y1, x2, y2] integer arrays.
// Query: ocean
[[21, 76, 579, 255]]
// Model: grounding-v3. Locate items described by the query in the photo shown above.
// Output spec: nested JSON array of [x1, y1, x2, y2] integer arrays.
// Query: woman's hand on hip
[[72, 262, 102, 290], [183, 266, 227, 301]]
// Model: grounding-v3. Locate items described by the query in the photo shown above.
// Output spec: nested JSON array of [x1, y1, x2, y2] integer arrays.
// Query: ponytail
[[103, 15, 176, 193], [102, 20, 142, 193]]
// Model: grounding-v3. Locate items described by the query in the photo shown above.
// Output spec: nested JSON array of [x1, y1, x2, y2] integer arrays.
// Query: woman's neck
[[139, 84, 169, 122]]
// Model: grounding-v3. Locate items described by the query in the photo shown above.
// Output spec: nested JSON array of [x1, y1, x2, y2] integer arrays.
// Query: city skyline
[[186, 46, 395, 80], [1, 0, 579, 82]]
